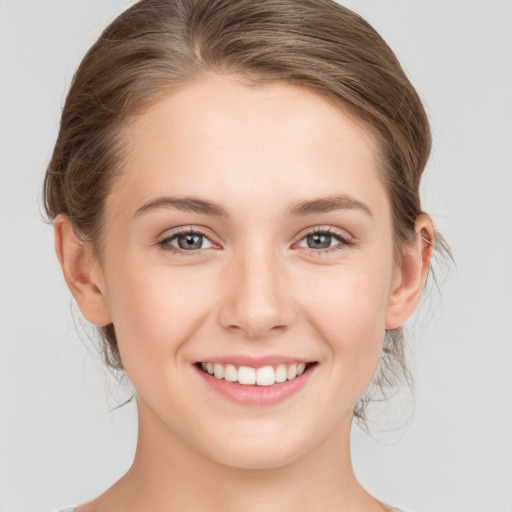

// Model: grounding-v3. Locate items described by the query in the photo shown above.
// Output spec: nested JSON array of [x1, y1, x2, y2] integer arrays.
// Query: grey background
[[1, 1, 511, 511]]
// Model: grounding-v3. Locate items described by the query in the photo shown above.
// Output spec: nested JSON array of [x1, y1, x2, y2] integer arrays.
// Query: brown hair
[[44, 0, 446, 423]]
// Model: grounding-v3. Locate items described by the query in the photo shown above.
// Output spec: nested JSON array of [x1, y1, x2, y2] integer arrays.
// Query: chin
[[194, 422, 317, 471], [208, 445, 304, 471]]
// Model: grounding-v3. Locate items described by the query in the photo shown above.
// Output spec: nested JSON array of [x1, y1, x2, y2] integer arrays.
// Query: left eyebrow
[[134, 196, 229, 218], [287, 193, 373, 217]]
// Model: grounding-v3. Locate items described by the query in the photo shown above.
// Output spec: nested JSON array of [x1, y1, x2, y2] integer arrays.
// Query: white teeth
[[213, 363, 224, 379], [224, 364, 238, 382], [238, 366, 256, 385], [287, 363, 297, 380], [200, 361, 312, 386], [256, 366, 275, 386], [275, 364, 287, 383]]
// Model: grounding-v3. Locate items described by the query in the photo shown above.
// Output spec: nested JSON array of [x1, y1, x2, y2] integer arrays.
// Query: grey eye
[[163, 232, 214, 251], [179, 233, 201, 250], [297, 232, 341, 250], [305, 233, 334, 249]]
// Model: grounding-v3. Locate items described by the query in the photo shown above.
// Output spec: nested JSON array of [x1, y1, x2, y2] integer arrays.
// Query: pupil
[[178, 233, 202, 250], [308, 233, 331, 249]]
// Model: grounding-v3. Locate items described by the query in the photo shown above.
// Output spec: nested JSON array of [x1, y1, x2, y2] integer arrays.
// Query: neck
[[84, 400, 389, 512]]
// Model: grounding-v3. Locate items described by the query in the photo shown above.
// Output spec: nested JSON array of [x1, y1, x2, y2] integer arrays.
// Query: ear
[[385, 214, 435, 330], [53, 213, 112, 326]]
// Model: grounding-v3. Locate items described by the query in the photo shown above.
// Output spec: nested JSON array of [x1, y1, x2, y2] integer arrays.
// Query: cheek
[[299, 260, 392, 388], [104, 259, 217, 367], [301, 258, 392, 336]]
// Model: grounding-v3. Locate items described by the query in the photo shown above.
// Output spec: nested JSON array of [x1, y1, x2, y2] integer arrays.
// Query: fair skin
[[54, 75, 433, 512]]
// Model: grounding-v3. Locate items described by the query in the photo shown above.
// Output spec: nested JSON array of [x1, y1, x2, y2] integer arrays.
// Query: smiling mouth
[[196, 362, 317, 386]]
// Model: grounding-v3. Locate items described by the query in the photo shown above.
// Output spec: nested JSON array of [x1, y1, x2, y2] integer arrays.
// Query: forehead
[[127, 74, 379, 162], [109, 74, 388, 221]]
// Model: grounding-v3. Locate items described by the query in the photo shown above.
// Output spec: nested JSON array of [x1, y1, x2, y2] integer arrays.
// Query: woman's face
[[93, 75, 406, 468]]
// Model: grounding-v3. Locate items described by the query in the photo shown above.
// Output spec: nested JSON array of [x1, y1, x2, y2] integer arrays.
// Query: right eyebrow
[[134, 196, 229, 218], [287, 193, 373, 217]]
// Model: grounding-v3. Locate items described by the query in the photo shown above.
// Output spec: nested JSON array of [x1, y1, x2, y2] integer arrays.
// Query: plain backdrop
[[1, 1, 511, 511]]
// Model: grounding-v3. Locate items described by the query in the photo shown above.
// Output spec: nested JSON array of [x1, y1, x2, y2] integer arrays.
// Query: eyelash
[[296, 227, 355, 256], [156, 227, 354, 257], [157, 227, 213, 256]]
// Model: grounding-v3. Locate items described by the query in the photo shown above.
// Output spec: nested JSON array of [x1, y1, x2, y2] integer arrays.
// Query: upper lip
[[195, 355, 315, 367]]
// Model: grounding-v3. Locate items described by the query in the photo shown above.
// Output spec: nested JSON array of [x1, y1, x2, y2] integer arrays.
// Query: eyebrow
[[287, 193, 373, 217], [134, 193, 372, 218], [135, 196, 229, 217]]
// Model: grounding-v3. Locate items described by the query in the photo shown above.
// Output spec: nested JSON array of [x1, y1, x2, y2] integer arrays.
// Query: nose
[[218, 245, 294, 339]]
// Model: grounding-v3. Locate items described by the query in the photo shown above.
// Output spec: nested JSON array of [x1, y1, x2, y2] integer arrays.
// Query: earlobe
[[53, 214, 112, 327], [385, 215, 435, 330]]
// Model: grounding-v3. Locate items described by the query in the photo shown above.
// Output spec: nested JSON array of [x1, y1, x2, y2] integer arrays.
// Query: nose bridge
[[219, 239, 292, 338]]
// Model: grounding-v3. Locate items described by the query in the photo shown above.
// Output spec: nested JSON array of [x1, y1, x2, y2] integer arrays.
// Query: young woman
[[44, 1, 443, 510]]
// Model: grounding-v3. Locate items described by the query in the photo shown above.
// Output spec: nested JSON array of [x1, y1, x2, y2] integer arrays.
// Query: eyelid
[[294, 225, 354, 243]]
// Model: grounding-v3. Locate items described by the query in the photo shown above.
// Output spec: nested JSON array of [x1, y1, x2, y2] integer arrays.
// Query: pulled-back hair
[[44, 0, 445, 423]]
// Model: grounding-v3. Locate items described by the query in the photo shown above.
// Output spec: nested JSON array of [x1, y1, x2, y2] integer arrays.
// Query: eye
[[158, 229, 214, 253], [296, 228, 353, 253]]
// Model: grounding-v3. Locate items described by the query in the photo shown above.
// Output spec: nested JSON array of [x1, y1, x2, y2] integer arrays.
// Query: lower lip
[[195, 365, 315, 406]]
